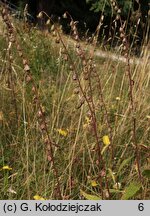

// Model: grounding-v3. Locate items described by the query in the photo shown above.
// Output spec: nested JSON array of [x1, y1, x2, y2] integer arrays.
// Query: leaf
[[109, 189, 124, 193], [121, 182, 141, 200], [101, 145, 109, 155], [80, 189, 101, 200], [142, 169, 150, 178], [117, 157, 133, 175], [108, 168, 116, 183]]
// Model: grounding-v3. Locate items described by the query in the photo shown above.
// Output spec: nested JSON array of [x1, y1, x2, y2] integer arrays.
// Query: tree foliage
[[86, 0, 133, 16]]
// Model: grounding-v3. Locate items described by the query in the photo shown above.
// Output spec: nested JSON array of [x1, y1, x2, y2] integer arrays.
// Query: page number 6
[[138, 203, 144, 211]]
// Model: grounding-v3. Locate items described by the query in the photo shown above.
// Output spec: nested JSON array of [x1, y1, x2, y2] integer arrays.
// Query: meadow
[[0, 3, 150, 200]]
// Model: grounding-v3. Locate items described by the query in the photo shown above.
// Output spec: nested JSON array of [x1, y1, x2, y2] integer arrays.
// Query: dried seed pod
[[55, 37, 60, 44], [123, 45, 127, 51], [70, 21, 74, 27], [37, 12, 43, 19], [44, 137, 49, 144], [38, 110, 43, 118], [40, 123, 46, 131], [123, 37, 127, 43], [116, 14, 120, 20], [24, 64, 30, 72], [72, 74, 77, 81], [33, 96, 38, 104], [84, 73, 89, 80], [69, 65, 73, 71], [120, 33, 125, 38], [32, 86, 36, 93], [23, 59, 28, 65], [112, 2, 116, 7], [63, 12, 67, 19], [52, 31, 56, 37], [82, 60, 87, 66], [51, 25, 55, 31], [74, 35, 79, 41], [3, 15, 8, 22], [74, 88, 80, 94], [47, 155, 52, 162], [76, 43, 80, 48], [19, 51, 23, 57], [119, 27, 124, 33], [115, 6, 118, 11], [26, 75, 32, 83], [63, 54, 68, 61], [117, 9, 121, 14], [46, 19, 51, 25]]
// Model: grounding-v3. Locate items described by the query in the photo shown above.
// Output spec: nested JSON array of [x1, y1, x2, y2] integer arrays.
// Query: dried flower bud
[[119, 27, 124, 33], [74, 35, 79, 41], [26, 75, 32, 82], [101, 15, 104, 22], [55, 38, 60, 43], [23, 59, 28, 65], [40, 123, 46, 131], [24, 64, 30, 72], [3, 15, 8, 22], [70, 21, 74, 27], [46, 19, 51, 25], [51, 25, 55, 31], [69, 65, 73, 70], [120, 33, 125, 38], [37, 12, 43, 19], [63, 55, 68, 61], [63, 12, 67, 19], [115, 6, 118, 11], [19, 52, 23, 57], [32, 86, 36, 92], [123, 37, 127, 43], [74, 88, 80, 94], [38, 110, 43, 118], [116, 14, 120, 20], [117, 9, 121, 14], [44, 137, 49, 144], [76, 43, 80, 48], [112, 2, 116, 7], [47, 155, 52, 162], [33, 96, 38, 103], [72, 74, 77, 81], [52, 31, 56, 37]]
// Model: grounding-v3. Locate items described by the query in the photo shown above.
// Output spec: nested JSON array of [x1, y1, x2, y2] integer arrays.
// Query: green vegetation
[[0, 2, 149, 200]]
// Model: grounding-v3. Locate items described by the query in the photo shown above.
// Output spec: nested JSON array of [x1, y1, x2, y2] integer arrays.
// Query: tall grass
[[0, 2, 149, 200]]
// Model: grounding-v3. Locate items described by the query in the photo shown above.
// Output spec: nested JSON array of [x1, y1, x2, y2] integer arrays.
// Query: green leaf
[[117, 157, 133, 175], [109, 189, 124, 193], [121, 182, 141, 200], [108, 168, 116, 183], [142, 169, 150, 178], [80, 189, 101, 200]]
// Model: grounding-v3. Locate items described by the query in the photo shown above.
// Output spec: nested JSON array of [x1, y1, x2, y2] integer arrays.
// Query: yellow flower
[[83, 116, 91, 129], [102, 135, 110, 145], [115, 97, 121, 101], [33, 195, 45, 200], [1, 165, 12, 171], [57, 129, 68, 137], [91, 180, 98, 187], [85, 116, 91, 124]]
